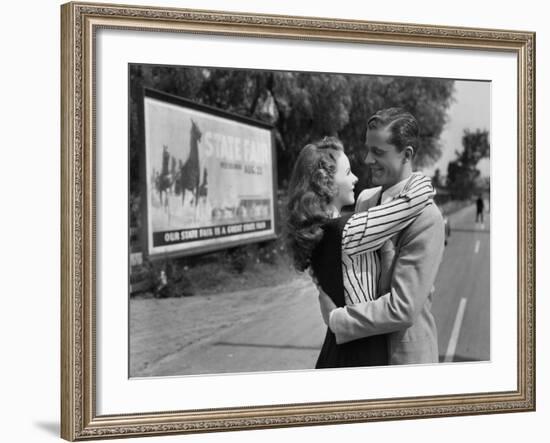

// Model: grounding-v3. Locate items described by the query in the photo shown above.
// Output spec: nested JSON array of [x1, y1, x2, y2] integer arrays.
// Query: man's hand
[[318, 289, 337, 327]]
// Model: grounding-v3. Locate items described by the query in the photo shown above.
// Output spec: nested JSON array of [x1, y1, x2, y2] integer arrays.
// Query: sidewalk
[[130, 273, 325, 377]]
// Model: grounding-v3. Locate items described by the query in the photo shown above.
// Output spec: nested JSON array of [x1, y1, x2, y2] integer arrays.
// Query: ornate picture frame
[[61, 1, 535, 440]]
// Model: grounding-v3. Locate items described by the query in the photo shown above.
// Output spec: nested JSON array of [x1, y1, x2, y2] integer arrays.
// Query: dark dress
[[311, 214, 388, 368]]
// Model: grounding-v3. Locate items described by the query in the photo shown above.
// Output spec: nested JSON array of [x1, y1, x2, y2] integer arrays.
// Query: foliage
[[129, 65, 455, 193], [446, 129, 490, 199], [131, 236, 292, 298]]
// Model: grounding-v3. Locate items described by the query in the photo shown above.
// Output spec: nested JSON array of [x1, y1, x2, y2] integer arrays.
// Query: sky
[[423, 80, 491, 178]]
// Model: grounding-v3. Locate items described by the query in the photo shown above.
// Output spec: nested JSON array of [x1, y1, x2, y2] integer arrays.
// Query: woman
[[285, 137, 434, 368]]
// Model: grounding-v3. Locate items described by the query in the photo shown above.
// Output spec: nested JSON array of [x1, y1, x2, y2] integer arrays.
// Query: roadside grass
[[132, 237, 303, 299]]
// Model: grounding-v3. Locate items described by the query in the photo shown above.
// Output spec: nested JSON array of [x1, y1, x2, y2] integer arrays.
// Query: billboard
[[141, 89, 277, 258]]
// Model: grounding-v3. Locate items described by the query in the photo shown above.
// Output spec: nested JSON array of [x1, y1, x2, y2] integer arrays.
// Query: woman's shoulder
[[323, 213, 354, 234]]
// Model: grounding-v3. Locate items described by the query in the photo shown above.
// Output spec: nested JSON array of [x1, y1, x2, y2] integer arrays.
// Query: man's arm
[[328, 206, 445, 344]]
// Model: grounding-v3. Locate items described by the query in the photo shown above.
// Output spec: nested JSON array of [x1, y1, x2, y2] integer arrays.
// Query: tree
[[446, 129, 490, 200], [129, 65, 456, 194]]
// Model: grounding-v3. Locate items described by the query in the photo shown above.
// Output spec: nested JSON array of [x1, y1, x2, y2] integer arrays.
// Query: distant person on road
[[285, 135, 435, 368], [315, 108, 445, 366], [476, 195, 485, 223]]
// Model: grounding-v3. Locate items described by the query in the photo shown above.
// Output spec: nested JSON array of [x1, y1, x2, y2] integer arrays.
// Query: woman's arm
[[341, 173, 435, 257]]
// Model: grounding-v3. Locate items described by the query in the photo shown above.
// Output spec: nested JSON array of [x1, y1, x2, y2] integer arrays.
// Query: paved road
[[432, 204, 490, 362], [131, 203, 490, 377]]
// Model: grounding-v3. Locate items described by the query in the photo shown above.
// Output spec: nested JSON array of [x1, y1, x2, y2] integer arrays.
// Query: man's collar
[[380, 174, 414, 204]]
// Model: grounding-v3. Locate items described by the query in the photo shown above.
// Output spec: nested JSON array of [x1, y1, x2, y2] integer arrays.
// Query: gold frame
[[61, 1, 536, 440]]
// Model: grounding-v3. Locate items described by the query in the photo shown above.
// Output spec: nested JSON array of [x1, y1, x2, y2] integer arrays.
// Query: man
[[476, 195, 485, 223], [318, 108, 445, 365]]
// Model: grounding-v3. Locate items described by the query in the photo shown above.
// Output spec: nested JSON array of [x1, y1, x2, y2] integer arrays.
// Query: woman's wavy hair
[[285, 136, 344, 272]]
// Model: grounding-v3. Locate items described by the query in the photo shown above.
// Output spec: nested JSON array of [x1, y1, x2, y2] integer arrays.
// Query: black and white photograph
[[128, 64, 491, 378]]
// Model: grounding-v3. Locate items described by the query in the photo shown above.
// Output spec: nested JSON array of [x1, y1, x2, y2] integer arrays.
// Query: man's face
[[364, 126, 408, 190]]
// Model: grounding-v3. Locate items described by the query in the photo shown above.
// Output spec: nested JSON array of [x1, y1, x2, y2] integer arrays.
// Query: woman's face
[[332, 152, 358, 210]]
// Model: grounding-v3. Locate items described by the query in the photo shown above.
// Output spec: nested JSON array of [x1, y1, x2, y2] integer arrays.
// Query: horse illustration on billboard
[[177, 120, 202, 209], [155, 144, 174, 213], [154, 121, 208, 223]]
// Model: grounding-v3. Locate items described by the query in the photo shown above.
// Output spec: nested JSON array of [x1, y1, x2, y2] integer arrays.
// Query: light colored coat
[[329, 187, 445, 364]]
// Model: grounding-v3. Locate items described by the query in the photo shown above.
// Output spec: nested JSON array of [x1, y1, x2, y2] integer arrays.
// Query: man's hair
[[367, 108, 419, 155]]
